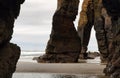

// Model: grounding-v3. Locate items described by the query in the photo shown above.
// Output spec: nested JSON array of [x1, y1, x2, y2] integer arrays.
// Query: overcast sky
[[11, 0, 98, 52]]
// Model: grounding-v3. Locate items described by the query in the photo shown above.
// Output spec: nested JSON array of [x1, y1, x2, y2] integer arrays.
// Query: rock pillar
[[37, 0, 81, 63]]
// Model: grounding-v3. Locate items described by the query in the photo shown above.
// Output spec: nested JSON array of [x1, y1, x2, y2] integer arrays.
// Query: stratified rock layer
[[37, 0, 81, 63], [0, 0, 24, 78]]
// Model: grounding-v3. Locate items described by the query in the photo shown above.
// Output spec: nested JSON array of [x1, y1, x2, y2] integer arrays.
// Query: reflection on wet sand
[[53, 74, 109, 78], [14, 57, 107, 78], [13, 73, 109, 78]]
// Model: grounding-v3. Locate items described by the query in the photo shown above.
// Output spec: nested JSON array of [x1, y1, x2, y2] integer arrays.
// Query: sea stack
[[37, 0, 81, 63]]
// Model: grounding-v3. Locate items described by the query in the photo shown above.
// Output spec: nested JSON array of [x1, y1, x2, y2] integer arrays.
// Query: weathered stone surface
[[94, 0, 112, 63], [77, 0, 94, 59], [37, 0, 81, 63], [0, 0, 24, 78], [0, 43, 20, 78], [77, 0, 113, 63], [103, 0, 120, 78], [103, 19, 120, 78]]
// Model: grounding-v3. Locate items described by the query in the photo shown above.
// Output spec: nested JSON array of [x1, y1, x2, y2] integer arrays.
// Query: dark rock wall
[[37, 0, 81, 63], [0, 0, 24, 78], [102, 0, 120, 17], [103, 0, 120, 78], [94, 0, 110, 63]]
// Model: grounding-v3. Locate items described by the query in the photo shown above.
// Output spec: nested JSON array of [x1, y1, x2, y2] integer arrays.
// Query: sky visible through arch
[[11, 0, 98, 52]]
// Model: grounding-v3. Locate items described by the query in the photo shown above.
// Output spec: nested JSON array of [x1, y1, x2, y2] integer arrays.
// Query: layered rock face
[[37, 0, 81, 63], [102, 0, 120, 78], [0, 0, 24, 78], [78, 0, 113, 62]]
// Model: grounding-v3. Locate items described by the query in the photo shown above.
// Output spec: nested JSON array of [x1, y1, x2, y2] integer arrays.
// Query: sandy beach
[[13, 54, 109, 78], [16, 61, 105, 74], [13, 61, 109, 78], [16, 56, 105, 74]]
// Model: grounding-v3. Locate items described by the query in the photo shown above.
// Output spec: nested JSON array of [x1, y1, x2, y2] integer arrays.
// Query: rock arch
[[77, 0, 113, 64], [0, 0, 120, 78]]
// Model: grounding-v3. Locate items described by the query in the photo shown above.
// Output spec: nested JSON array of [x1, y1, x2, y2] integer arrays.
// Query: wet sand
[[13, 73, 109, 78], [16, 61, 105, 74], [14, 57, 108, 78]]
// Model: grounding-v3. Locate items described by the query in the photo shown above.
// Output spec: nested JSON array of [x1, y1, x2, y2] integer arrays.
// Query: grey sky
[[11, 0, 98, 51]]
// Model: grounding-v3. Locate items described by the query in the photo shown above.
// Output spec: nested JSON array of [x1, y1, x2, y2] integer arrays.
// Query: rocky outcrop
[[0, 43, 20, 78], [0, 0, 24, 78], [102, 0, 120, 78], [37, 0, 81, 63], [77, 0, 113, 63], [77, 0, 94, 59]]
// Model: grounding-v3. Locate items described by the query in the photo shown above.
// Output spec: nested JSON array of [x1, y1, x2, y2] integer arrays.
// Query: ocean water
[[19, 51, 45, 62], [19, 51, 101, 63]]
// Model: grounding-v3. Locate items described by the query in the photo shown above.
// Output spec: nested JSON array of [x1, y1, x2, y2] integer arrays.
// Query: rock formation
[[77, 0, 113, 63], [37, 0, 81, 63], [77, 0, 94, 59], [0, 0, 24, 78], [102, 0, 120, 78]]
